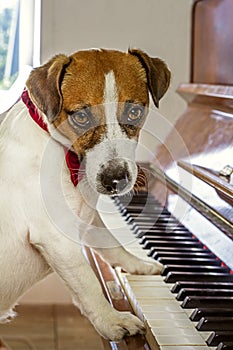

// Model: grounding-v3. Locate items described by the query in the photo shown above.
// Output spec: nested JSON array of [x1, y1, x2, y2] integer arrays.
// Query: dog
[[0, 48, 170, 341]]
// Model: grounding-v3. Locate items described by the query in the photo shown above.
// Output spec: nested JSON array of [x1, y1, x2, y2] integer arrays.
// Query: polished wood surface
[[178, 160, 233, 206], [0, 305, 104, 350], [0, 339, 10, 350], [84, 247, 152, 350], [150, 0, 233, 228], [152, 83, 233, 169], [191, 0, 233, 84], [150, 83, 233, 231]]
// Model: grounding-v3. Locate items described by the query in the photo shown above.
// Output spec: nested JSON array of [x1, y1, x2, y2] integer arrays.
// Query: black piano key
[[131, 221, 183, 228], [217, 341, 233, 350], [123, 207, 165, 214], [151, 226, 189, 232], [176, 288, 233, 301], [131, 219, 179, 226], [126, 214, 171, 222], [207, 331, 233, 346], [135, 229, 191, 238], [123, 197, 161, 206], [124, 193, 155, 203], [149, 247, 212, 257], [139, 229, 192, 236], [162, 264, 229, 276], [151, 251, 214, 259], [158, 257, 221, 266], [143, 240, 203, 249], [172, 281, 233, 293], [127, 213, 177, 221], [196, 316, 233, 331], [133, 226, 189, 236], [126, 212, 173, 219], [135, 228, 191, 238], [120, 200, 159, 207], [190, 308, 233, 321], [126, 214, 164, 223], [182, 296, 233, 309], [165, 272, 233, 283], [134, 229, 147, 238], [117, 191, 148, 199], [122, 208, 162, 217], [140, 235, 197, 244]]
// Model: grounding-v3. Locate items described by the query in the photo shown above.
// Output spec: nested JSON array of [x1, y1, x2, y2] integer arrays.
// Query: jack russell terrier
[[0, 49, 170, 341]]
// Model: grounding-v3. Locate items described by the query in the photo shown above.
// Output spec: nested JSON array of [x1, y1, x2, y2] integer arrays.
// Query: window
[[0, 0, 40, 114], [0, 0, 19, 90]]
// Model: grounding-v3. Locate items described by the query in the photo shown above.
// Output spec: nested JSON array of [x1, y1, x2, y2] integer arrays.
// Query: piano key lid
[[177, 161, 233, 207]]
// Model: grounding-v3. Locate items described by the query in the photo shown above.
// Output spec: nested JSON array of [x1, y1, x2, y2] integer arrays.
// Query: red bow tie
[[21, 90, 81, 186]]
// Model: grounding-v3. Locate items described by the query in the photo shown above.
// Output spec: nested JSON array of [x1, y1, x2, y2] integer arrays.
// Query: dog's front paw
[[95, 310, 145, 342], [126, 258, 163, 275]]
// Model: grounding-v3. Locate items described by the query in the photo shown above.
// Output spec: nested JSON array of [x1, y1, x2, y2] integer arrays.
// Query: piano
[[85, 1, 233, 349]]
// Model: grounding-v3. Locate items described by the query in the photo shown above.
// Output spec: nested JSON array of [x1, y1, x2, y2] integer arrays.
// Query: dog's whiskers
[[133, 166, 147, 192]]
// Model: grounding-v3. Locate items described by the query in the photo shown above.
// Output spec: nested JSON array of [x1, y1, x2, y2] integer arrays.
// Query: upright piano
[[86, 1, 233, 349]]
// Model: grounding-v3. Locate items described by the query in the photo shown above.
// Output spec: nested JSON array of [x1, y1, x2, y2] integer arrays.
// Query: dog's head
[[26, 49, 170, 195]]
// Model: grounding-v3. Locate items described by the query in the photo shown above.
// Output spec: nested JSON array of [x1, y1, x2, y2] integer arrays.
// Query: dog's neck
[[21, 90, 82, 186]]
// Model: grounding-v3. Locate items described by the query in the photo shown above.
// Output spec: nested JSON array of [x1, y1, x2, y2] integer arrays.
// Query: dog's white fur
[[0, 70, 162, 341], [86, 72, 138, 195]]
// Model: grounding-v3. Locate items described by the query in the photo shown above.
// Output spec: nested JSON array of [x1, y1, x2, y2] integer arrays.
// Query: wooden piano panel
[[149, 84, 233, 229], [152, 84, 233, 169], [0, 340, 10, 350], [84, 247, 153, 350], [191, 0, 233, 84], [150, 0, 233, 225]]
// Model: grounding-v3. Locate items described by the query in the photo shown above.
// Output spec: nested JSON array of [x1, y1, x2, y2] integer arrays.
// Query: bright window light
[[0, 0, 40, 114]]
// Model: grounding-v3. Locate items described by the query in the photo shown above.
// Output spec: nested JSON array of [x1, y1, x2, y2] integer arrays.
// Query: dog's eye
[[127, 106, 144, 123], [68, 110, 91, 129]]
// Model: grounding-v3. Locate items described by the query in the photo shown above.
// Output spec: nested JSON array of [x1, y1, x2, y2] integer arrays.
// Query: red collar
[[21, 90, 81, 186]]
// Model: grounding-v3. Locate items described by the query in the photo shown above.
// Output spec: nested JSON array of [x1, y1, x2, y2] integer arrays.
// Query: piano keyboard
[[97, 192, 233, 350]]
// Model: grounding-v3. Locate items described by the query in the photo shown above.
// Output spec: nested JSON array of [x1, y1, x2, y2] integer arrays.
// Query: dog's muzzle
[[98, 159, 131, 195]]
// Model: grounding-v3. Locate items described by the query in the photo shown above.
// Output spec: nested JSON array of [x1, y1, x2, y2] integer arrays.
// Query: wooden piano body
[[88, 1, 233, 349]]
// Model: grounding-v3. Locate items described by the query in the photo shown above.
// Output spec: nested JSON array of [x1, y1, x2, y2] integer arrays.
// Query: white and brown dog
[[0, 49, 170, 341]]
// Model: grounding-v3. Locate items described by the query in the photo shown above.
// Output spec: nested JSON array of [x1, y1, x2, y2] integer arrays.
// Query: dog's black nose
[[104, 176, 129, 194], [100, 162, 130, 194]]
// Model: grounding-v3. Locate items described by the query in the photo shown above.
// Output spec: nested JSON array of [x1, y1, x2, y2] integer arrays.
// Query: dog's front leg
[[29, 228, 145, 341], [91, 214, 163, 275]]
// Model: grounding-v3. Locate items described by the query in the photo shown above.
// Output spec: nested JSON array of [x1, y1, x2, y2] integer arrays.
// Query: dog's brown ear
[[129, 49, 171, 108], [26, 54, 71, 122]]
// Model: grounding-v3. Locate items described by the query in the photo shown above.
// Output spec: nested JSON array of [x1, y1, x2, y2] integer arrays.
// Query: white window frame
[[0, 0, 41, 114]]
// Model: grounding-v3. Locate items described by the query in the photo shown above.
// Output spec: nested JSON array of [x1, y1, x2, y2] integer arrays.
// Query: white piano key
[[160, 346, 210, 350], [127, 279, 170, 288], [148, 319, 197, 329], [117, 271, 210, 348], [129, 286, 173, 298], [153, 332, 207, 346], [98, 197, 214, 349], [152, 327, 205, 336], [125, 274, 165, 283], [143, 311, 189, 321], [137, 297, 183, 312]]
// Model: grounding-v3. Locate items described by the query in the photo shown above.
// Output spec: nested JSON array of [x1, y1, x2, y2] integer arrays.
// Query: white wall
[[21, 0, 193, 303]]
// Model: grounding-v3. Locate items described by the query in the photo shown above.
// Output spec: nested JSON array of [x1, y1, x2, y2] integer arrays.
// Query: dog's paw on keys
[[96, 311, 145, 342], [124, 258, 163, 275]]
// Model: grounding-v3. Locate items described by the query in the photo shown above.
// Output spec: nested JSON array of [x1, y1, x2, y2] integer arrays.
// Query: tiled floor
[[0, 305, 105, 350]]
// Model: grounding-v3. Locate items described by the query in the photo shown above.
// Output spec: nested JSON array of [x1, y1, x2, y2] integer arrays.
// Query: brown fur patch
[[134, 165, 148, 192]]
